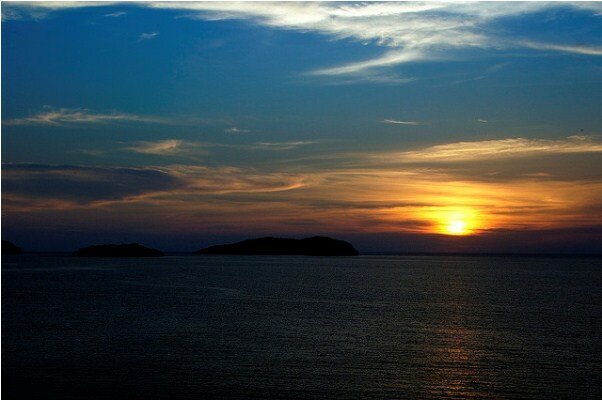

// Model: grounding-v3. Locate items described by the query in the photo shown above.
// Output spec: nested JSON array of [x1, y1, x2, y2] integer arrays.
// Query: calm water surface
[[2, 255, 601, 399]]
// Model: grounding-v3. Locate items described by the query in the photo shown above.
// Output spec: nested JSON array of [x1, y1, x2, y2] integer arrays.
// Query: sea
[[2, 254, 601, 399]]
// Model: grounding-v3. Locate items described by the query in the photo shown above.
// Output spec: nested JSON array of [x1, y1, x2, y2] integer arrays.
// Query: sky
[[2, 1, 602, 253]]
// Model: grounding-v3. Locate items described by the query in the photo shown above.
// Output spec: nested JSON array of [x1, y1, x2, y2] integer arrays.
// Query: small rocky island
[[197, 236, 359, 256], [2, 240, 22, 255], [73, 243, 164, 257]]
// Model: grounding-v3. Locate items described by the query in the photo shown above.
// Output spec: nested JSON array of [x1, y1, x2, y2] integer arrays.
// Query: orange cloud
[[3, 135, 601, 238]]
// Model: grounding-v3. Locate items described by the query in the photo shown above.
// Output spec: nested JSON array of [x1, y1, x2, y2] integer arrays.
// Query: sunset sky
[[2, 1, 602, 253]]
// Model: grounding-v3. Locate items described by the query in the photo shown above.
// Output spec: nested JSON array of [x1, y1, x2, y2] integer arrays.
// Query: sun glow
[[438, 209, 479, 236], [446, 218, 468, 235]]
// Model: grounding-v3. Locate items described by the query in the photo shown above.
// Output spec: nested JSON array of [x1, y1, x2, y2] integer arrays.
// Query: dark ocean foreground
[[2, 254, 601, 399]]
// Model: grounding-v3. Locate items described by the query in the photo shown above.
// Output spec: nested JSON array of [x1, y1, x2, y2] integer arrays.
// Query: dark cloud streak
[[2, 164, 182, 205]]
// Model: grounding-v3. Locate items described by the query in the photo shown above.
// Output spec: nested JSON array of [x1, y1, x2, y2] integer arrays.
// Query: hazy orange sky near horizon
[[4, 136, 602, 242]]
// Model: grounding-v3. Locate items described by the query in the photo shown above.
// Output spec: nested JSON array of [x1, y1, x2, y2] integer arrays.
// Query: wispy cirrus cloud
[[1, 163, 310, 209], [3, 107, 168, 127], [522, 41, 602, 56], [394, 135, 602, 163], [168, 165, 310, 195], [250, 141, 321, 151], [225, 127, 250, 134], [145, 2, 602, 83], [309, 49, 426, 77], [381, 119, 421, 126], [117, 138, 322, 157], [4, 2, 601, 83], [138, 32, 159, 42], [278, 135, 602, 182], [104, 11, 126, 18], [122, 139, 211, 157], [2, 1, 116, 20], [123, 140, 186, 156]]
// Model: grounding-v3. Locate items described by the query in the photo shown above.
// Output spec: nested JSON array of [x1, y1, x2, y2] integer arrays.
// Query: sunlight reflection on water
[[2, 255, 601, 399]]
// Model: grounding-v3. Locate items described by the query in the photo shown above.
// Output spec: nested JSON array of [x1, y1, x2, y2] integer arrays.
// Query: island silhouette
[[2, 240, 22, 255], [196, 236, 359, 256], [73, 243, 164, 257]]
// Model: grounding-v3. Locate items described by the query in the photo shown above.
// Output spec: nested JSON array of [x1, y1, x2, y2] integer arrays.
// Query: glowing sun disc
[[446, 219, 468, 235], [437, 209, 479, 236]]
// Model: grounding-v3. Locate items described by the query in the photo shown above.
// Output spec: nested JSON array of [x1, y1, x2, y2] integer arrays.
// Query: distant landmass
[[73, 243, 164, 257], [2, 240, 22, 255], [197, 236, 359, 256]]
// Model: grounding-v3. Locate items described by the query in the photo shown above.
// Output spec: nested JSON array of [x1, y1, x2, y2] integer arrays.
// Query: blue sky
[[2, 2, 602, 252]]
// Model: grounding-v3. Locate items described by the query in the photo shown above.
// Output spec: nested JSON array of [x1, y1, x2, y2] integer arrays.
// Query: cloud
[[389, 135, 602, 163], [138, 32, 159, 42], [168, 165, 310, 195], [381, 119, 421, 126], [122, 139, 210, 157], [3, 107, 169, 127], [119, 139, 321, 155], [486, 62, 513, 73], [445, 62, 514, 87], [10, 1, 114, 11], [144, 2, 602, 82], [250, 141, 321, 151], [309, 49, 426, 77], [311, 73, 415, 86], [1, 163, 310, 209], [148, 2, 484, 49], [523, 41, 602, 56], [5, 2, 601, 82], [104, 11, 126, 18], [3, 132, 601, 240], [277, 135, 602, 183], [2, 2, 117, 20], [225, 127, 250, 134], [1, 164, 182, 206], [123, 140, 185, 155]]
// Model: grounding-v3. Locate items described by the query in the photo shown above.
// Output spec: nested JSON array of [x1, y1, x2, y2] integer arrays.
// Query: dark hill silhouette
[[73, 243, 164, 257], [197, 236, 359, 256], [2, 240, 22, 255]]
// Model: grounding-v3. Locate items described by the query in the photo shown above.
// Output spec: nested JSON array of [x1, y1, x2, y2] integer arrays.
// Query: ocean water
[[2, 254, 601, 399]]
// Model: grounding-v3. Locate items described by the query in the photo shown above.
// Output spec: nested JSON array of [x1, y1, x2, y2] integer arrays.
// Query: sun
[[446, 219, 468, 235], [437, 209, 479, 236]]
